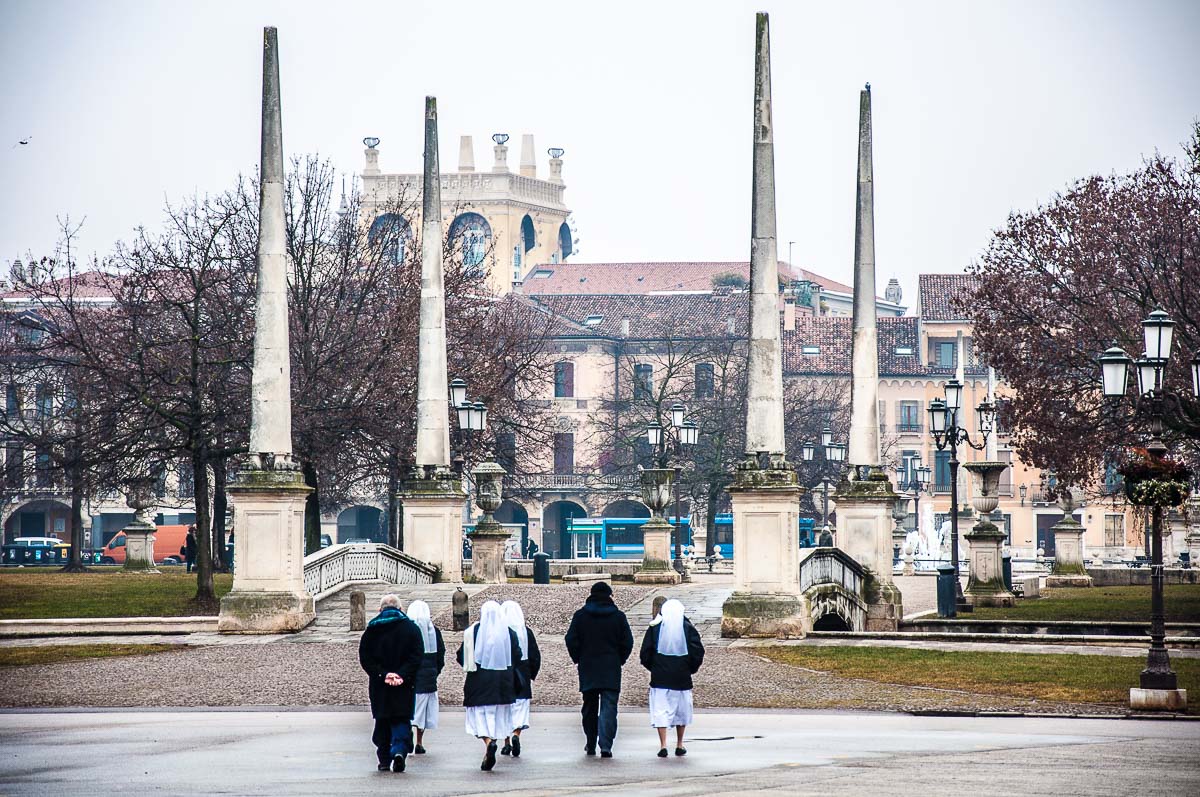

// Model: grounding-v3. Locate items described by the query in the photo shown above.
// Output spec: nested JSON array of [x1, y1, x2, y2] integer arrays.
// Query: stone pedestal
[[468, 521, 509, 584], [1047, 514, 1093, 588], [635, 517, 680, 584], [122, 521, 158, 572], [218, 466, 315, 633], [1130, 687, 1188, 712], [721, 461, 805, 638], [402, 471, 466, 583], [835, 472, 902, 628], [964, 519, 1015, 607]]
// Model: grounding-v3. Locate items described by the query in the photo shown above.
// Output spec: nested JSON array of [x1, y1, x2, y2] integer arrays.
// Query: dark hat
[[589, 581, 613, 598]]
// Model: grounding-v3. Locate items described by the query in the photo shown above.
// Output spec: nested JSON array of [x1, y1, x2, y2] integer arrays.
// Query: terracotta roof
[[530, 293, 750, 339], [782, 316, 925, 377], [521, 261, 854, 296], [919, 273, 979, 321], [0, 270, 122, 301]]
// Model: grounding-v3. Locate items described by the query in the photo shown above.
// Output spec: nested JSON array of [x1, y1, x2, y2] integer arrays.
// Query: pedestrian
[[500, 600, 541, 758], [183, 526, 197, 573], [639, 598, 705, 758], [564, 581, 634, 758], [358, 594, 425, 773], [650, 595, 666, 622], [457, 600, 522, 771], [406, 600, 445, 755]]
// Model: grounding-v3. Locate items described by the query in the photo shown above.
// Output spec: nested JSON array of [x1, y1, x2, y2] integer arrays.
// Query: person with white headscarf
[[638, 598, 704, 758], [456, 600, 522, 771], [499, 600, 541, 758], [406, 600, 445, 754]]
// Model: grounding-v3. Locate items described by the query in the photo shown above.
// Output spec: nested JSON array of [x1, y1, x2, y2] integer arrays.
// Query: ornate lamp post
[[1098, 309, 1196, 711], [893, 457, 929, 567], [928, 380, 995, 612], [647, 405, 699, 579], [801, 429, 846, 546]]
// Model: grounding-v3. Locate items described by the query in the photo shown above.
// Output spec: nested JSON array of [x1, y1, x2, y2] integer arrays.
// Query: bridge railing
[[799, 547, 866, 596], [303, 543, 436, 602]]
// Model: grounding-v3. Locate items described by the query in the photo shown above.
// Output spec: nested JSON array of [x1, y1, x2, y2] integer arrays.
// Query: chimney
[[520, 134, 536, 178], [492, 133, 510, 172], [620, 318, 630, 337], [726, 316, 736, 335], [548, 147, 564, 184], [783, 300, 796, 332], [458, 135, 475, 172]]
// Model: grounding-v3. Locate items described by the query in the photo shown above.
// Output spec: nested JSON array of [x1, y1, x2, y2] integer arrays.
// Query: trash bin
[[532, 552, 551, 585], [936, 563, 957, 618], [1001, 551, 1012, 592]]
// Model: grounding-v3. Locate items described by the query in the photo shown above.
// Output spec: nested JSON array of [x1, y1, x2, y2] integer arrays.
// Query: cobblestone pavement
[[737, 636, 1200, 658]]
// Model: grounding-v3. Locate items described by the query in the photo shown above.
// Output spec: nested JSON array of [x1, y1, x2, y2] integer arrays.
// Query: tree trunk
[[192, 448, 216, 605], [302, 459, 321, 555], [62, 457, 87, 573], [211, 457, 228, 572], [387, 452, 400, 549]]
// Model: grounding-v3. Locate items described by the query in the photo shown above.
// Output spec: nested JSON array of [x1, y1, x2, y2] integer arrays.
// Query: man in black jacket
[[358, 594, 425, 773], [564, 581, 634, 757]]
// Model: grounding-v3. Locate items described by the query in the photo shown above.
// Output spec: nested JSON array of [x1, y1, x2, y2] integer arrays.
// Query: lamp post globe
[[473, 401, 488, 432], [928, 399, 948, 435], [944, 379, 964, 412], [680, 420, 699, 446], [1192, 351, 1200, 398], [918, 466, 931, 487], [801, 441, 815, 462], [646, 422, 663, 448], [1099, 345, 1132, 397], [456, 401, 472, 430], [1142, 308, 1175, 361], [449, 377, 468, 409], [670, 402, 686, 429], [820, 425, 833, 448]]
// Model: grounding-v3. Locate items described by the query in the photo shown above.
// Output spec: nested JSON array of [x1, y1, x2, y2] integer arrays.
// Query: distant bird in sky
[[11, 136, 32, 148]]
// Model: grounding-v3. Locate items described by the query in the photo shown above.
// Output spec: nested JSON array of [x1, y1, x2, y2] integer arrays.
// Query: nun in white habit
[[456, 600, 522, 771], [406, 600, 445, 754], [638, 598, 705, 757], [500, 600, 542, 757]]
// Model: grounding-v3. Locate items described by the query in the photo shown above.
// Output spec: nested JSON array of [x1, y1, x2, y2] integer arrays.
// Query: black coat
[[564, 596, 634, 692], [455, 626, 522, 707], [639, 618, 705, 690], [514, 626, 542, 701], [413, 627, 446, 694], [358, 609, 425, 720]]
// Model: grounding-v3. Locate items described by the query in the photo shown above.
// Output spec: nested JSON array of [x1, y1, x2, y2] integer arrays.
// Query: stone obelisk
[[834, 84, 902, 629], [720, 13, 805, 638], [219, 27, 315, 633], [402, 97, 466, 583]]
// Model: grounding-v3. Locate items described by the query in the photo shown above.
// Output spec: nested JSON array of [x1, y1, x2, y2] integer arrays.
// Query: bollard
[[936, 563, 957, 618], [532, 552, 551, 585], [349, 590, 366, 631], [1001, 552, 1013, 593], [452, 587, 470, 631]]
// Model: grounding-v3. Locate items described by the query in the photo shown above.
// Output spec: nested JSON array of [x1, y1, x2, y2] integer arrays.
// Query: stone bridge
[[798, 547, 868, 632]]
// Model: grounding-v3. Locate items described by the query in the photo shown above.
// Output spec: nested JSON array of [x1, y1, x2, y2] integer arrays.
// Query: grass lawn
[[0, 569, 233, 619], [967, 584, 1200, 623], [756, 645, 1200, 708], [0, 644, 180, 667]]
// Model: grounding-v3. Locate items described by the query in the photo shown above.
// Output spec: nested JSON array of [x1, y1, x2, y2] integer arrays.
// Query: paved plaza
[[2, 709, 1197, 796]]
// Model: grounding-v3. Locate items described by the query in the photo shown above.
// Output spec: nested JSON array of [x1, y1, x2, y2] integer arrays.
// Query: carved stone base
[[965, 518, 1016, 607], [835, 474, 899, 586], [122, 523, 159, 573], [1129, 687, 1188, 711], [468, 521, 509, 584], [721, 591, 806, 638], [1044, 574, 1094, 588], [635, 520, 680, 584], [218, 591, 315, 633], [402, 472, 467, 583]]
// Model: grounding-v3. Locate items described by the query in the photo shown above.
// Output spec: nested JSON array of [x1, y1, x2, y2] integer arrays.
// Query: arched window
[[558, 222, 573, 259], [367, 213, 411, 265], [520, 214, 536, 254], [448, 212, 493, 269]]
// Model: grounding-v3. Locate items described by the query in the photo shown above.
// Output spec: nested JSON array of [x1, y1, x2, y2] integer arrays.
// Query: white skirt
[[511, 697, 531, 731], [465, 703, 514, 739], [412, 692, 439, 730], [648, 687, 693, 728]]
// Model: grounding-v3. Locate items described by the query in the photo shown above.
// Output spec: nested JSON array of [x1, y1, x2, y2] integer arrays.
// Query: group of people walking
[[357, 581, 704, 774]]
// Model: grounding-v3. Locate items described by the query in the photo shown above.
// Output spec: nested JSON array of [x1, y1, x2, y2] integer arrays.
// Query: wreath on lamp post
[[1119, 448, 1193, 508]]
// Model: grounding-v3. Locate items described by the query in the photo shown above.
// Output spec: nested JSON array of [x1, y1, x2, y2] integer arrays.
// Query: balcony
[[504, 472, 640, 493], [895, 423, 923, 434]]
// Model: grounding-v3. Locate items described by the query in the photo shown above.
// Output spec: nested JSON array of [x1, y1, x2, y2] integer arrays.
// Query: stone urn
[[468, 460, 510, 584], [635, 467, 679, 584], [961, 462, 1014, 606], [120, 476, 159, 572]]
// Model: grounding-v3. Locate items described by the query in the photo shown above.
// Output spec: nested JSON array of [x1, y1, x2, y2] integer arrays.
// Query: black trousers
[[372, 717, 413, 764], [581, 689, 619, 753]]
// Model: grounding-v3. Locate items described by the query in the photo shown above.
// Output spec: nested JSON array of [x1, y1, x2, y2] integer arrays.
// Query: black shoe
[[390, 754, 406, 773], [600, 750, 613, 758], [501, 741, 512, 756], [511, 736, 521, 757], [675, 747, 687, 757], [377, 762, 389, 771], [413, 744, 426, 755], [482, 741, 498, 771], [585, 745, 596, 756], [657, 748, 668, 758]]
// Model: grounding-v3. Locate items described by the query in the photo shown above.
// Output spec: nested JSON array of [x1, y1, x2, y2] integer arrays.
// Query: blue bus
[[564, 514, 815, 559]]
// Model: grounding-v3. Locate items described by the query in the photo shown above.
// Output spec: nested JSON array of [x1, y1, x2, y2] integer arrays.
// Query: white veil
[[656, 598, 688, 656], [407, 600, 437, 654], [501, 600, 529, 660], [473, 600, 512, 670]]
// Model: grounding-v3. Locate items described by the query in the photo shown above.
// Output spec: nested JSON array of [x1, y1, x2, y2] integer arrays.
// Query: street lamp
[[800, 441, 815, 462], [1097, 309, 1199, 706], [826, 442, 847, 463], [450, 381, 487, 474], [894, 457, 929, 566], [449, 378, 468, 409], [1019, 483, 1028, 506], [646, 406, 699, 578], [821, 424, 833, 448], [928, 388, 995, 615]]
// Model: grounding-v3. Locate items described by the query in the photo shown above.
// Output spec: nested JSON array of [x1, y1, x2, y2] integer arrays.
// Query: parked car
[[11, 536, 64, 548], [99, 524, 191, 565], [320, 534, 333, 548]]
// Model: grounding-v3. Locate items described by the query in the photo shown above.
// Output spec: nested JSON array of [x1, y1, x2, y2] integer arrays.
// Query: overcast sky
[[2, 0, 1197, 308]]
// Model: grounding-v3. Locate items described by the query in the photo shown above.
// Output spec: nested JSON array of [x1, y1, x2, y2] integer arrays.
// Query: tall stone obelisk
[[402, 97, 466, 583], [721, 13, 805, 638], [834, 84, 902, 629], [219, 27, 315, 633]]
